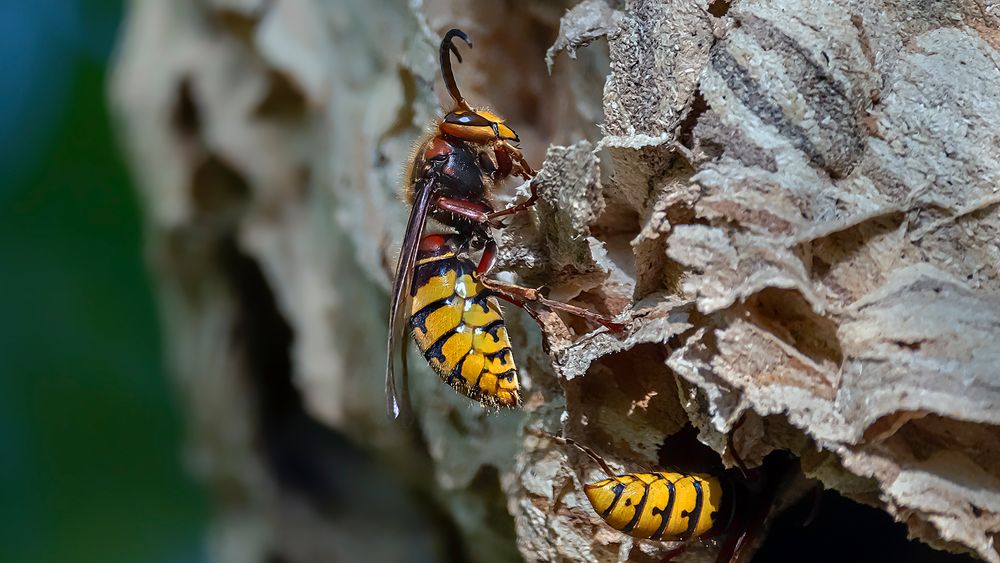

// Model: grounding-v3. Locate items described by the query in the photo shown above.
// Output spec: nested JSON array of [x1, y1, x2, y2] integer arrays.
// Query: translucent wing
[[386, 175, 436, 418]]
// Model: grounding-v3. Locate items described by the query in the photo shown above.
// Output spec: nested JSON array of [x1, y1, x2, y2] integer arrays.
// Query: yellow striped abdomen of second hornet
[[409, 244, 519, 408], [584, 472, 725, 541]]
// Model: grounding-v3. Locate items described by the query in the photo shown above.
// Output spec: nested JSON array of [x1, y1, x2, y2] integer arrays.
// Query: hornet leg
[[433, 197, 500, 227], [474, 240, 624, 331], [434, 182, 541, 227], [481, 276, 624, 332]]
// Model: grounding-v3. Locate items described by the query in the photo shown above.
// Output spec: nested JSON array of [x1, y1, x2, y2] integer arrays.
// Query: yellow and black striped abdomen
[[583, 472, 727, 541], [409, 245, 519, 408]]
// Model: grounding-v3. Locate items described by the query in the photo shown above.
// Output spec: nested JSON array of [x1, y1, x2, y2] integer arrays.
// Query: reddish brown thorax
[[424, 137, 455, 161]]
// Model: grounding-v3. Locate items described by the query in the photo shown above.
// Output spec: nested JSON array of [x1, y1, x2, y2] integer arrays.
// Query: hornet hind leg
[[474, 238, 625, 332], [482, 277, 625, 332]]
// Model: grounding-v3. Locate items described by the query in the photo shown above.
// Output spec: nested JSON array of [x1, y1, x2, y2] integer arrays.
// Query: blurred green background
[[0, 1, 208, 562]]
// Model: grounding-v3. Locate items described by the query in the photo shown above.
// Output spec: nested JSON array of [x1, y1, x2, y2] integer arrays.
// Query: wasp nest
[[112, 0, 1000, 561]]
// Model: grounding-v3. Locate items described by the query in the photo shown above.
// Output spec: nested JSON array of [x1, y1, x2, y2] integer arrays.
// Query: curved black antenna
[[440, 28, 473, 111], [530, 429, 616, 478], [562, 436, 616, 478]]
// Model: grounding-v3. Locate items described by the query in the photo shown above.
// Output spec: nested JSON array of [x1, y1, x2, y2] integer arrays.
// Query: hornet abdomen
[[584, 472, 727, 541], [409, 235, 519, 408]]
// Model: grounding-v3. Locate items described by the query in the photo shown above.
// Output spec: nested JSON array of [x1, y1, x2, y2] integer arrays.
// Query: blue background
[[0, 1, 208, 561]]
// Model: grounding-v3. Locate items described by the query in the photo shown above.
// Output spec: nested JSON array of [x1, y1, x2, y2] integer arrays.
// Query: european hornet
[[386, 29, 621, 418], [537, 430, 792, 563]]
